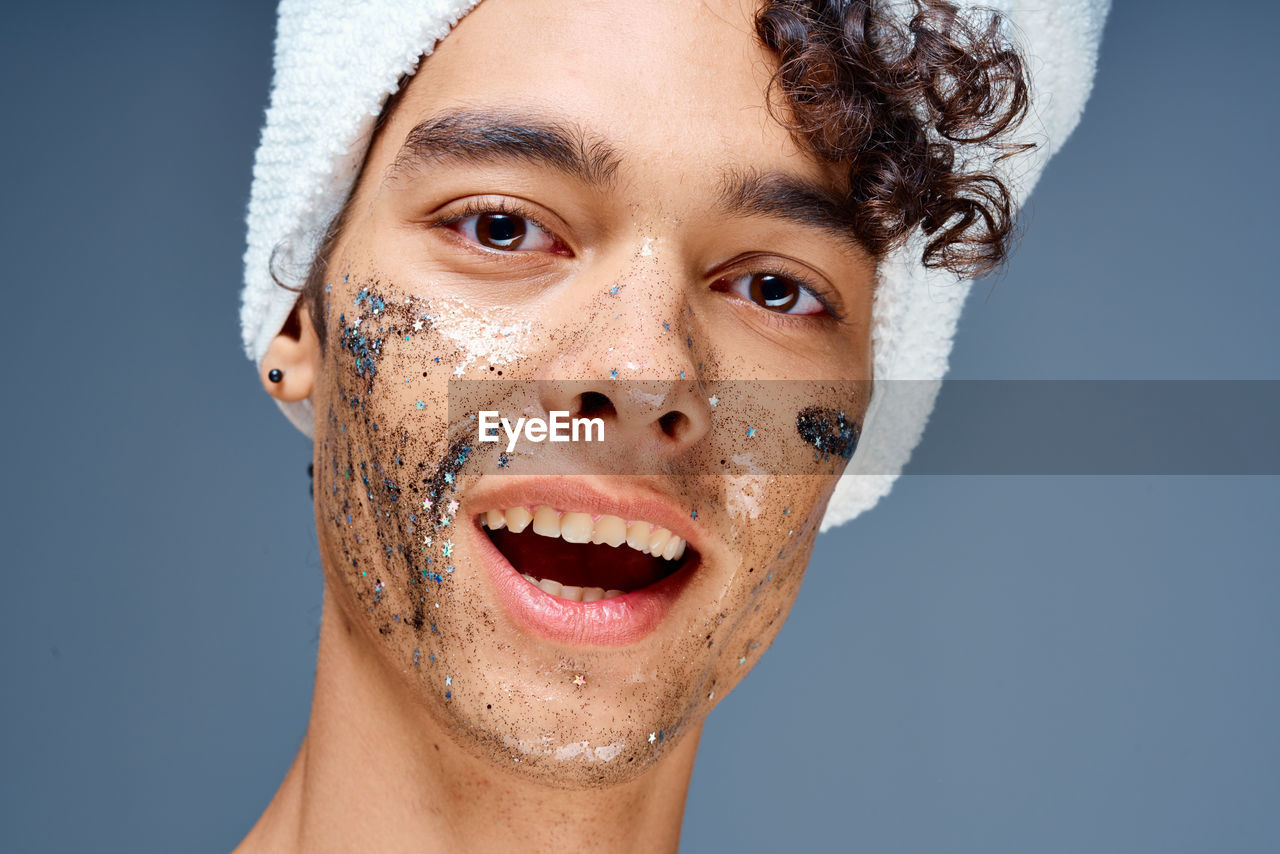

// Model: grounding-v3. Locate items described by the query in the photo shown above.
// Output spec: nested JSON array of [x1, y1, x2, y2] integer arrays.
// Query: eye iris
[[477, 213, 525, 248], [749, 273, 798, 312]]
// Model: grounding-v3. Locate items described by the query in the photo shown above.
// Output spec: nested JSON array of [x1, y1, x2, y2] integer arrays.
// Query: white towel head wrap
[[240, 0, 1109, 530]]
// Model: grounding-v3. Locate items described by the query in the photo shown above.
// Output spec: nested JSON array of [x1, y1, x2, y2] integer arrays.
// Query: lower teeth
[[521, 574, 626, 601]]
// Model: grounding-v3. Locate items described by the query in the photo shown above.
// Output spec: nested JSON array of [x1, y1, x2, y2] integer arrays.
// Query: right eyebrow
[[716, 167, 870, 258], [384, 109, 623, 189]]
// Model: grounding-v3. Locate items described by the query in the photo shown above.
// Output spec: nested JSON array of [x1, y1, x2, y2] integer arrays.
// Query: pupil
[[750, 273, 797, 311], [480, 214, 524, 247], [759, 275, 788, 302]]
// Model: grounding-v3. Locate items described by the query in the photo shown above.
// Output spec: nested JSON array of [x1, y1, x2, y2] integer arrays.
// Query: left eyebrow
[[384, 108, 623, 189], [716, 168, 870, 257]]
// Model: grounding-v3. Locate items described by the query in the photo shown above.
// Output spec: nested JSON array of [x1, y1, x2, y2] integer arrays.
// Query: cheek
[[312, 303, 445, 629], [698, 474, 834, 703], [310, 277, 485, 664]]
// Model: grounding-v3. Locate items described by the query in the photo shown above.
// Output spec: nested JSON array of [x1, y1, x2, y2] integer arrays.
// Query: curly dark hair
[[283, 0, 1032, 350], [755, 0, 1032, 277]]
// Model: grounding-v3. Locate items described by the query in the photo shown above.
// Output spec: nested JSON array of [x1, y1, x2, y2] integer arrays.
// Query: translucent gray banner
[[906, 380, 1280, 475], [441, 380, 1280, 475]]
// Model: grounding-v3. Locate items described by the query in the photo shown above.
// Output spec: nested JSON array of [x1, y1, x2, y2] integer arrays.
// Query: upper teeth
[[480, 506, 688, 562], [519, 574, 626, 601]]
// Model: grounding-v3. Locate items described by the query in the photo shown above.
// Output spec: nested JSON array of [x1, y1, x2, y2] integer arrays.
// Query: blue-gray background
[[2, 1, 1276, 851]]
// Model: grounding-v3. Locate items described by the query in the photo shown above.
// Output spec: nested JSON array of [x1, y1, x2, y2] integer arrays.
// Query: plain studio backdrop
[[1, 1, 1276, 852]]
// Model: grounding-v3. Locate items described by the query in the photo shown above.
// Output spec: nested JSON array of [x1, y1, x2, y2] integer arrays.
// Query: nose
[[534, 281, 713, 460], [537, 377, 712, 458]]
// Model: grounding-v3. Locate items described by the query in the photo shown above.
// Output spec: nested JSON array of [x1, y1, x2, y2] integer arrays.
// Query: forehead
[[373, 0, 824, 189]]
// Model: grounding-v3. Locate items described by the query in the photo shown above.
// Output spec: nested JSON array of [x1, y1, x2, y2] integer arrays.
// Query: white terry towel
[[240, 0, 1111, 531]]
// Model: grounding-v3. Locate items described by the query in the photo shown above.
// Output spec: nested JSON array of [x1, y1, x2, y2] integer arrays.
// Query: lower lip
[[470, 521, 697, 646]]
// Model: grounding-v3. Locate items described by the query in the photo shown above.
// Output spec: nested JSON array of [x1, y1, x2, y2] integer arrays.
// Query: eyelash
[[432, 199, 843, 322]]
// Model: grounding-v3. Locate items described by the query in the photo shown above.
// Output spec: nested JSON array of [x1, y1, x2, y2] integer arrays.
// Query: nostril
[[576, 390, 615, 420], [657, 410, 687, 440]]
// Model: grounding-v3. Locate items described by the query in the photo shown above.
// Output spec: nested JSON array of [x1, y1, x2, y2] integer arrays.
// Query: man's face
[[307, 0, 875, 785]]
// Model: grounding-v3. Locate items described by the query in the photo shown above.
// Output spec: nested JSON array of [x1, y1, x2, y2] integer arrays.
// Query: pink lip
[[463, 477, 704, 646]]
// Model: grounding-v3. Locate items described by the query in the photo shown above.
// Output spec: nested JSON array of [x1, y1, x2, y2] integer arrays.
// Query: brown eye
[[447, 207, 566, 254], [475, 213, 527, 249], [749, 273, 799, 312], [716, 270, 827, 317]]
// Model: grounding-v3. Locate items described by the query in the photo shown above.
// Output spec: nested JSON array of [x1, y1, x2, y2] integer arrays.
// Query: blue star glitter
[[497, 453, 510, 468], [663, 322, 670, 331], [746, 427, 757, 438], [610, 368, 618, 379], [609, 285, 620, 296], [691, 510, 698, 519], [444, 472, 454, 484]]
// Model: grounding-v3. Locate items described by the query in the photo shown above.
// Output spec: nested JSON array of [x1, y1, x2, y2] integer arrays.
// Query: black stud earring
[[268, 368, 284, 383]]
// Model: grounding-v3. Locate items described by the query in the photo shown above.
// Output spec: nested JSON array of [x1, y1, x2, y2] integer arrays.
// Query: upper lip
[[465, 475, 706, 555]]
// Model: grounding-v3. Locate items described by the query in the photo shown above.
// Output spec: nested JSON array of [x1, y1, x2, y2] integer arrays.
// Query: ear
[[261, 300, 321, 403]]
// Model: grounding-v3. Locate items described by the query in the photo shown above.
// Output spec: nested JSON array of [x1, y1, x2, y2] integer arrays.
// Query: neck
[[236, 585, 701, 854]]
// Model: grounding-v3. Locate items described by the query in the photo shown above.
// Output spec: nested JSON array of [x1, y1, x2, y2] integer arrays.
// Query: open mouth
[[480, 506, 698, 602]]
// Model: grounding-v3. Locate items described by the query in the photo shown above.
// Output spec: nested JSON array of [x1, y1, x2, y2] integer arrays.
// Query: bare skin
[[240, 0, 875, 851]]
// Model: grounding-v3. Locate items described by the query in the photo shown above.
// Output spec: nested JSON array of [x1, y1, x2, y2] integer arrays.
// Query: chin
[[420, 660, 709, 789]]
